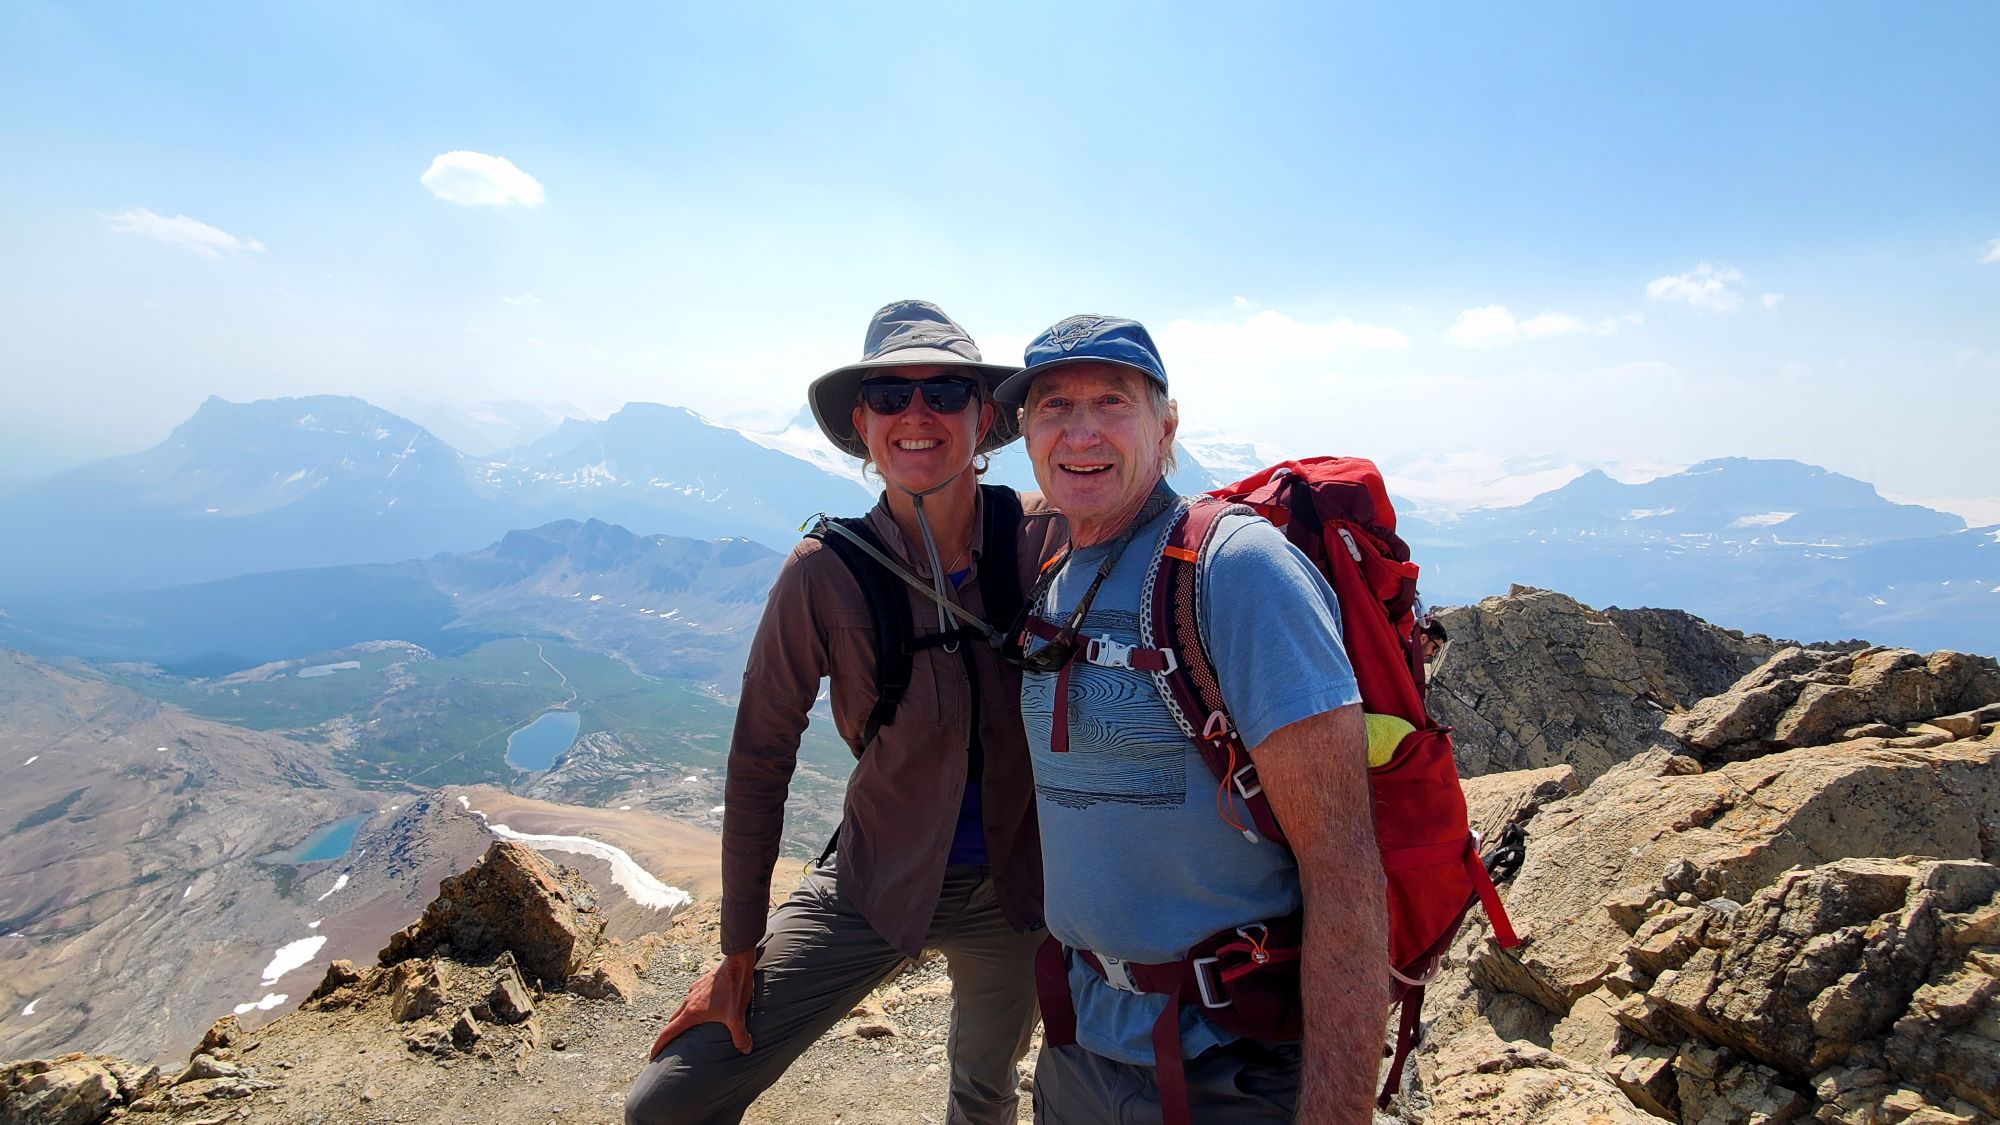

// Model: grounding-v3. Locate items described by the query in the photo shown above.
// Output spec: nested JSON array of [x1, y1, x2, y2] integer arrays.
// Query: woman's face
[[850, 364, 995, 495]]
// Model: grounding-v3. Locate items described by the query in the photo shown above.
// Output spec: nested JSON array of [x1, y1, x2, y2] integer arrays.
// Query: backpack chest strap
[[1022, 616, 1178, 755]]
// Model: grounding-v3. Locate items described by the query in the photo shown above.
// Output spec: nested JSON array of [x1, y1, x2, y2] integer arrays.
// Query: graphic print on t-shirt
[[1022, 608, 1189, 810]]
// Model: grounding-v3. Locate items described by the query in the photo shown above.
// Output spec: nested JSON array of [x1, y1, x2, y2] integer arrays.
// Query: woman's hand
[[649, 949, 758, 1058]]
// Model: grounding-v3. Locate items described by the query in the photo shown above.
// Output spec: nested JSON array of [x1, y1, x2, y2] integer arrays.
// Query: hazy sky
[[3, 3, 1996, 512]]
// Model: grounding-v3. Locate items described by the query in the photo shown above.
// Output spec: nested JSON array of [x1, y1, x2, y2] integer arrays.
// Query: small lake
[[506, 710, 581, 772], [290, 813, 369, 863]]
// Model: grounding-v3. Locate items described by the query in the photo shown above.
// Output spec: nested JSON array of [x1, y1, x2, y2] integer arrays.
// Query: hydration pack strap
[[1379, 985, 1425, 1109], [1143, 498, 1290, 848]]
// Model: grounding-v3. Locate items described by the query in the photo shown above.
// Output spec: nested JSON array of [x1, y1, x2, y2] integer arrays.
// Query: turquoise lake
[[506, 710, 581, 771], [291, 813, 369, 863]]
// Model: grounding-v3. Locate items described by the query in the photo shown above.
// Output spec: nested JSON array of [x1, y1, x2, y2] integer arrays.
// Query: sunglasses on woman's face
[[859, 375, 981, 416]]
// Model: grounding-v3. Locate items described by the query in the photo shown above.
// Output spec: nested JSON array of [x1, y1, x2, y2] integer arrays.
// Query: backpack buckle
[[1084, 634, 1135, 669], [1098, 955, 1139, 993], [1230, 762, 1263, 800], [1191, 957, 1232, 1009]]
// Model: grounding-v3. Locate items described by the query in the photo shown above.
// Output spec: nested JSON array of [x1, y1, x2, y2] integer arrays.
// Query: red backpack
[[1031, 457, 1520, 1117], [1151, 458, 1519, 1105]]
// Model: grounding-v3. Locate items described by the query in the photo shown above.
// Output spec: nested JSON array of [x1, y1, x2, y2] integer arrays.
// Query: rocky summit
[[4, 589, 1998, 1125]]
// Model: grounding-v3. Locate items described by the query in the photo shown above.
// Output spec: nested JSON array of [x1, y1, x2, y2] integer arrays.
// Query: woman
[[626, 300, 1063, 1125]]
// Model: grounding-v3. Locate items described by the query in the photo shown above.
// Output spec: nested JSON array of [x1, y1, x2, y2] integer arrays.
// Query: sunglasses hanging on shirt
[[858, 375, 981, 416]]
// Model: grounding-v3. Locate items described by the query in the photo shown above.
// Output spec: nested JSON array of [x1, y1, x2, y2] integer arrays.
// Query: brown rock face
[[378, 842, 605, 985], [1665, 646, 2000, 762], [1648, 859, 1997, 1081], [0, 1054, 158, 1125], [1471, 733, 2000, 1015], [1421, 1027, 1661, 1123], [1460, 764, 1577, 841], [1600, 606, 1799, 708], [1429, 589, 1686, 783]]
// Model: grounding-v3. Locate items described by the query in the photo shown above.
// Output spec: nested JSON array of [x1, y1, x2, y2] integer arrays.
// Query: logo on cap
[[1046, 316, 1108, 353]]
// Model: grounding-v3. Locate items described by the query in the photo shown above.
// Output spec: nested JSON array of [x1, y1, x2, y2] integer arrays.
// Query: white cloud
[[1980, 239, 2000, 265], [1646, 261, 1746, 312], [1232, 295, 1251, 309], [1762, 292, 1784, 311], [1161, 309, 1410, 365], [102, 208, 265, 258], [1520, 311, 1590, 339], [421, 151, 546, 207], [1447, 305, 1624, 348], [1447, 305, 1522, 349]]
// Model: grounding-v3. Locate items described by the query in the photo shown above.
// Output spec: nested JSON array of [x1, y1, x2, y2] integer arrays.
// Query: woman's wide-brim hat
[[808, 299, 1022, 460]]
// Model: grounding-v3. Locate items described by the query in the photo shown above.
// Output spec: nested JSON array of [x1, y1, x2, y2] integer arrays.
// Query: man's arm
[[1252, 702, 1387, 1123]]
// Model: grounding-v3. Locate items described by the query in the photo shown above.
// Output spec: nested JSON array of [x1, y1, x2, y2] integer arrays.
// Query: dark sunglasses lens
[[860, 381, 917, 415], [920, 378, 977, 415]]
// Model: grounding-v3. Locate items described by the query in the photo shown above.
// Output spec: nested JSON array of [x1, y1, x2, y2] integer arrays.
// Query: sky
[[2, 2, 1996, 515]]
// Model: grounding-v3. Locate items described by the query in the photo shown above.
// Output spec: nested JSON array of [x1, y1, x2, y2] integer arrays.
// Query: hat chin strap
[[903, 477, 964, 655]]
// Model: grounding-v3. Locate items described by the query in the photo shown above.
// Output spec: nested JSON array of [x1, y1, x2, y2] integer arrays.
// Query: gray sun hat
[[808, 299, 1022, 460]]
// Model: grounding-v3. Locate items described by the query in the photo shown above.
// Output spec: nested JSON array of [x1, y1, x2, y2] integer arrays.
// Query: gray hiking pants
[[1031, 1039, 1302, 1124], [625, 860, 1042, 1125]]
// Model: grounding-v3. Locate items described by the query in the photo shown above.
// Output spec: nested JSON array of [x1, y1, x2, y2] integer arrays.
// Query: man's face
[[1022, 363, 1175, 546], [849, 364, 995, 495]]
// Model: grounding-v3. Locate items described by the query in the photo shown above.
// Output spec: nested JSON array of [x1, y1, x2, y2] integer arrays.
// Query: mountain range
[[0, 519, 780, 682], [0, 394, 1991, 654]]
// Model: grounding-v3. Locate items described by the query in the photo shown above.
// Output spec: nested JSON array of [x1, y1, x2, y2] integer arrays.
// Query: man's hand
[[649, 949, 758, 1059]]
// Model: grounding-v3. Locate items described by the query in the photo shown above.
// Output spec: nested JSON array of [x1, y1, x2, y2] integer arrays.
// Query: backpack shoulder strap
[[975, 484, 1026, 639], [806, 518, 912, 748], [1140, 497, 1290, 849]]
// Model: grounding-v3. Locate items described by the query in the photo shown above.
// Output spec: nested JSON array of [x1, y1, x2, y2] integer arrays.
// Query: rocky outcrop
[[1461, 764, 1579, 846], [1470, 733, 2000, 1015], [378, 841, 606, 985], [1599, 607, 1800, 708], [1636, 857, 2000, 1121], [1431, 588, 1682, 782], [0, 1055, 158, 1125], [1665, 645, 2000, 763], [1, 861, 1010, 1124], [1427, 587, 1808, 785], [1422, 1027, 1661, 1123], [1414, 641, 2000, 1125]]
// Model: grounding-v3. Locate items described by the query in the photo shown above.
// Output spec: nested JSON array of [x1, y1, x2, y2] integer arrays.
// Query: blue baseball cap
[[992, 315, 1168, 406]]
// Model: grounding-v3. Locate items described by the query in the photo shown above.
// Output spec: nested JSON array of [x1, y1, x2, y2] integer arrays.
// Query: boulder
[[1647, 859, 1998, 1082], [1666, 647, 2000, 763], [378, 841, 606, 985], [487, 963, 535, 1024], [1600, 606, 1796, 708], [1470, 732, 2000, 1015], [1429, 589, 1683, 782], [1461, 765, 1579, 846], [387, 959, 451, 1023], [0, 1056, 120, 1125], [1419, 1027, 1660, 1123], [195, 1015, 242, 1055]]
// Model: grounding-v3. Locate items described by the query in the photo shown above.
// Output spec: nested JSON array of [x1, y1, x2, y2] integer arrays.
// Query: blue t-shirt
[[1022, 498, 1361, 1065]]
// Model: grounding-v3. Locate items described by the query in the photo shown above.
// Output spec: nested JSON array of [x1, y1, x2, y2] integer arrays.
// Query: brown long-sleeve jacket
[[719, 487, 1067, 957]]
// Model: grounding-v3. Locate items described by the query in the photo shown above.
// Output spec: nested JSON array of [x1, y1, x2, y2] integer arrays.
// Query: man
[[994, 315, 1388, 1123], [626, 301, 1064, 1125]]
